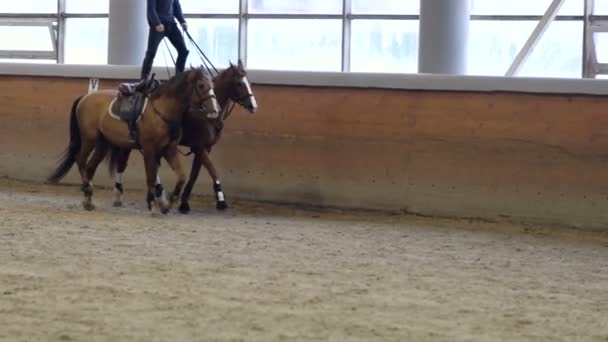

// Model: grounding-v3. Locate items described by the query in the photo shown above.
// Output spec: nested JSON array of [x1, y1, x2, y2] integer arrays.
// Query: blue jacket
[[147, 0, 186, 27]]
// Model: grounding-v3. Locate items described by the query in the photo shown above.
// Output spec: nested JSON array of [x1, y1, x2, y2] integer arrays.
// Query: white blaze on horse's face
[[242, 76, 258, 113], [205, 88, 220, 119]]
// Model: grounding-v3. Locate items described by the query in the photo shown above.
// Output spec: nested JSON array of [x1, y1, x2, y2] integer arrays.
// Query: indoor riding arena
[[1, 0, 608, 341]]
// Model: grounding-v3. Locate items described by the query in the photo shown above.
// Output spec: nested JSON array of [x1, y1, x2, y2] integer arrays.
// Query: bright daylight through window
[[0, 0, 600, 78]]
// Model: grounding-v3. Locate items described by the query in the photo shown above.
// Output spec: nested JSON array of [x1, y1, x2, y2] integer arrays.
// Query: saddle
[[113, 76, 160, 142]]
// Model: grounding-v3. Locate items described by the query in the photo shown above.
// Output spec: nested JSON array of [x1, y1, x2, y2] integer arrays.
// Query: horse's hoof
[[159, 199, 170, 210], [179, 202, 190, 214], [113, 201, 123, 207], [216, 201, 228, 211], [82, 201, 95, 211], [160, 206, 170, 215], [149, 204, 159, 217]]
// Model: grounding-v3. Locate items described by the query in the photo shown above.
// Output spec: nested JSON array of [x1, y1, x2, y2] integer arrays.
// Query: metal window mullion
[[342, 0, 352, 72], [238, 0, 248, 65], [583, 0, 597, 77], [57, 0, 65, 63], [48, 23, 57, 57], [470, 14, 582, 21], [0, 14, 58, 19], [0, 18, 56, 25], [62, 13, 109, 18], [0, 50, 56, 59], [246, 13, 342, 19], [183, 14, 240, 19], [505, 0, 566, 76]]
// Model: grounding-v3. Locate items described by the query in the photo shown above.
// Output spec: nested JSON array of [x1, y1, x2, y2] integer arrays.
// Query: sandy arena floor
[[0, 177, 607, 342]]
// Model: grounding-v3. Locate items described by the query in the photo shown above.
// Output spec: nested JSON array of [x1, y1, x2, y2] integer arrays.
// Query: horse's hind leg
[[113, 148, 132, 207], [82, 136, 110, 211], [76, 139, 95, 181], [164, 145, 186, 210], [76, 138, 96, 210]]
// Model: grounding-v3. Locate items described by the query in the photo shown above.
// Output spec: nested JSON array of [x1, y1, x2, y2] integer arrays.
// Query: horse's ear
[[187, 68, 200, 82], [237, 59, 244, 69]]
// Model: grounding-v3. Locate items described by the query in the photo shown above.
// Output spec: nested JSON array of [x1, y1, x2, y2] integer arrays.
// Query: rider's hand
[[155, 24, 165, 32], [181, 22, 188, 31]]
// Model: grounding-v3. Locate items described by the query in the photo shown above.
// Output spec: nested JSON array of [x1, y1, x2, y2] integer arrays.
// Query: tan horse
[[108, 60, 258, 213], [48, 68, 220, 214]]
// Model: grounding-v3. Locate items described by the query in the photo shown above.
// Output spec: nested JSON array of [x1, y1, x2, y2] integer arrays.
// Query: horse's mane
[[149, 69, 196, 100], [213, 62, 246, 84]]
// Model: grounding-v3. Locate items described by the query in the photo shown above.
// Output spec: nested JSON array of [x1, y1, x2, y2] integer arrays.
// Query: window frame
[[0, 0, 603, 78]]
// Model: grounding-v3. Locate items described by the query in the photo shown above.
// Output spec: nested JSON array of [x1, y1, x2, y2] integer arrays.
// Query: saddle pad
[[108, 94, 148, 122]]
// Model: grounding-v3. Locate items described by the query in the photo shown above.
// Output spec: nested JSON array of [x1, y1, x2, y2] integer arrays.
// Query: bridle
[[220, 75, 256, 122], [192, 81, 220, 118]]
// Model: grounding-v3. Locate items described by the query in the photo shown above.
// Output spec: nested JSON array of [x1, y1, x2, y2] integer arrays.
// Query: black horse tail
[[47, 95, 84, 184], [106, 145, 123, 178]]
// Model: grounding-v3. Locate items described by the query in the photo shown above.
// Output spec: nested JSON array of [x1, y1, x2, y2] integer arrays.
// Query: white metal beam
[[505, 0, 565, 76], [57, 0, 65, 63], [48, 23, 57, 55], [0, 50, 56, 59], [341, 0, 352, 72], [238, 0, 248, 65], [583, 0, 596, 78], [0, 18, 55, 26]]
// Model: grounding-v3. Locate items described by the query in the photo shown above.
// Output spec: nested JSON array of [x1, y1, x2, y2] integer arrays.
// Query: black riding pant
[[141, 22, 189, 80]]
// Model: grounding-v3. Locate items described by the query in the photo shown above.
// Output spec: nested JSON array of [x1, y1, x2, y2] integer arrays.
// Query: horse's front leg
[[178, 150, 203, 214], [163, 144, 186, 209], [143, 149, 169, 215], [201, 150, 227, 211]]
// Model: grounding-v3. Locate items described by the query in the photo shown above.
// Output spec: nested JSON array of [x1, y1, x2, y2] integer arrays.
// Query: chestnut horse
[[48, 67, 220, 214], [109, 59, 258, 213]]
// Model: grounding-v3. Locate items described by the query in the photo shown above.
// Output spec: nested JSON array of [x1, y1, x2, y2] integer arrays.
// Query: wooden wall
[[1, 75, 607, 228]]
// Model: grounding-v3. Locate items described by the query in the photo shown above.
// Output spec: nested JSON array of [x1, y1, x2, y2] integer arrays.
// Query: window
[[352, 0, 418, 15], [247, 19, 342, 71], [180, 0, 238, 14], [0, 0, 56, 13], [470, 0, 582, 15], [65, 0, 108, 14], [468, 21, 582, 78], [519, 21, 582, 78], [153, 19, 238, 69], [249, 0, 342, 14], [350, 20, 418, 73], [64, 18, 108, 64], [468, 21, 535, 76], [596, 34, 608, 63], [0, 25, 54, 51], [596, 2, 608, 14]]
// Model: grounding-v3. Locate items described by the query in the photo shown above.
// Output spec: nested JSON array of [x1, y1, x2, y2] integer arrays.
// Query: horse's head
[[220, 59, 258, 114], [187, 67, 221, 119]]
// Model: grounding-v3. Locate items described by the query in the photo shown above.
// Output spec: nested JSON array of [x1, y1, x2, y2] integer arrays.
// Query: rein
[[162, 38, 176, 78], [184, 31, 219, 78]]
